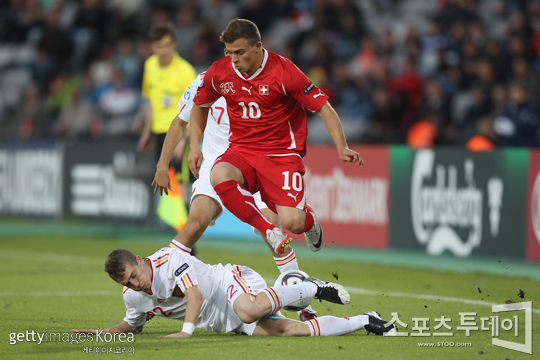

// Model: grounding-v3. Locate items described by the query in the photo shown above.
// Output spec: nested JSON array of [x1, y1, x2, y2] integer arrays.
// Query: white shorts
[[223, 265, 268, 336], [190, 165, 268, 227], [190, 165, 224, 226]]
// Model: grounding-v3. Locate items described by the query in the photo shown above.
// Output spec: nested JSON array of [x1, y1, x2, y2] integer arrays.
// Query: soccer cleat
[[304, 204, 323, 252], [266, 227, 292, 255], [304, 277, 351, 305], [363, 311, 397, 336], [298, 308, 318, 321]]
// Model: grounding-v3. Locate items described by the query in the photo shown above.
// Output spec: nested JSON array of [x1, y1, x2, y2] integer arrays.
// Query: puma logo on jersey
[[242, 86, 252, 95], [287, 193, 299, 201], [313, 90, 325, 98]]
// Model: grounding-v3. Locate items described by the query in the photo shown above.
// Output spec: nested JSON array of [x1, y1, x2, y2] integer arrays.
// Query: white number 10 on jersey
[[238, 102, 261, 119], [282, 171, 303, 191]]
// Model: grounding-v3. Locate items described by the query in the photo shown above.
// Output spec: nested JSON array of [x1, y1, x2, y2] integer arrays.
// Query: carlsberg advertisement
[[390, 146, 529, 259]]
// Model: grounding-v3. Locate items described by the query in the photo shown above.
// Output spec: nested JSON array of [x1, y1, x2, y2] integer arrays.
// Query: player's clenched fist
[[339, 148, 364, 167]]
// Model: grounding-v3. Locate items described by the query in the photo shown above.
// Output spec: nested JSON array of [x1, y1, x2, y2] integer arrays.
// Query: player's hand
[[72, 329, 102, 334], [152, 167, 173, 195], [137, 132, 153, 152], [187, 147, 203, 179], [158, 331, 191, 338], [339, 148, 364, 167]]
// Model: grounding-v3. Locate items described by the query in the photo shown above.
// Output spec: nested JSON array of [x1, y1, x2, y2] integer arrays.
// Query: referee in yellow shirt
[[138, 22, 196, 163], [138, 23, 196, 243]]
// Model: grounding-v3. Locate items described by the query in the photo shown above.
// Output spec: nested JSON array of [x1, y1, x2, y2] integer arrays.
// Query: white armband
[[181, 322, 196, 335]]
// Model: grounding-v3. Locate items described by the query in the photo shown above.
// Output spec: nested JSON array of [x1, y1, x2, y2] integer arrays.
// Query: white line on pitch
[[0, 291, 117, 297], [264, 278, 540, 315]]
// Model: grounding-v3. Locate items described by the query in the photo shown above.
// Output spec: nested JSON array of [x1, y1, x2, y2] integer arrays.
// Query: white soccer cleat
[[266, 227, 291, 255], [304, 204, 323, 252]]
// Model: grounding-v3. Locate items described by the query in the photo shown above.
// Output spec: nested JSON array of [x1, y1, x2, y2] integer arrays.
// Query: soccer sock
[[306, 315, 369, 336], [302, 205, 315, 233], [169, 240, 192, 254], [214, 180, 274, 235], [261, 282, 317, 314], [273, 249, 298, 273]]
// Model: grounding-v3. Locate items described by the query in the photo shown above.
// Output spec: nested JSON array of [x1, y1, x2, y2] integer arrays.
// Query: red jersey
[[193, 49, 329, 155]]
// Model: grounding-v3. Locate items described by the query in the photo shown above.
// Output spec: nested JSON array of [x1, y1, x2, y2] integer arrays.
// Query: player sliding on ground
[[73, 246, 396, 338]]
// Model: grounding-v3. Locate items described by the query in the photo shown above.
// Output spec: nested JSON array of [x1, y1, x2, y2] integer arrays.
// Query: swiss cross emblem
[[259, 85, 269, 95]]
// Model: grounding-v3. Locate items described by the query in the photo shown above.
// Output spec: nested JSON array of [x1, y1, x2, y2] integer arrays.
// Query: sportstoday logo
[[385, 301, 533, 354], [410, 150, 504, 257]]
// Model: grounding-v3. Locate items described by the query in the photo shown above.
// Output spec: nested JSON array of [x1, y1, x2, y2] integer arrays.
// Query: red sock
[[302, 204, 315, 233], [214, 180, 274, 235]]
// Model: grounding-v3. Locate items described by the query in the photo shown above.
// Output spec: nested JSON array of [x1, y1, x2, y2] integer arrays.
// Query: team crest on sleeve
[[174, 263, 189, 277], [220, 82, 236, 94], [259, 85, 269, 95]]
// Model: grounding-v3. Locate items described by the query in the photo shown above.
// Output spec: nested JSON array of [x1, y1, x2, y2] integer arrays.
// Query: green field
[[1, 223, 539, 359]]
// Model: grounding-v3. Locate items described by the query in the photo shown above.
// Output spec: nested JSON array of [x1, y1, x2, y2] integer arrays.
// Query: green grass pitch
[[1, 231, 539, 359]]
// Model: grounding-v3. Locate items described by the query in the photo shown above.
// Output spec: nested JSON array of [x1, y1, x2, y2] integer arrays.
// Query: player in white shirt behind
[[72, 246, 396, 338], [152, 72, 316, 320]]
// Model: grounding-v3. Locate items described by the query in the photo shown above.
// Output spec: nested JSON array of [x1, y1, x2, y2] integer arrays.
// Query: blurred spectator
[[9, 85, 48, 139], [387, 56, 423, 130], [466, 116, 497, 151], [32, 10, 72, 92], [493, 81, 540, 147], [407, 110, 440, 149], [113, 38, 141, 86], [54, 89, 95, 139], [97, 67, 139, 137], [70, 0, 109, 70], [174, 6, 200, 62]]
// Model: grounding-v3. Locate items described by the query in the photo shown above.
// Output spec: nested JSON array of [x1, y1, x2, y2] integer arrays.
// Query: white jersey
[[177, 72, 229, 169], [122, 246, 245, 334]]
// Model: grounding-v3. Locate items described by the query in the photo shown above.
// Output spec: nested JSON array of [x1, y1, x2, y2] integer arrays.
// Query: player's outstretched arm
[[73, 321, 143, 335], [187, 105, 210, 179], [315, 101, 364, 167], [152, 116, 188, 195], [159, 285, 203, 338]]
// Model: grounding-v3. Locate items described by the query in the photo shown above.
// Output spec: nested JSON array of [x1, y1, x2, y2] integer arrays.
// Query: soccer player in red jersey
[[189, 19, 364, 254]]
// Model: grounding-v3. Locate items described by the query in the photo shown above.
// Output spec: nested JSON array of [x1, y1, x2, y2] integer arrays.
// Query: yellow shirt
[[142, 52, 196, 134]]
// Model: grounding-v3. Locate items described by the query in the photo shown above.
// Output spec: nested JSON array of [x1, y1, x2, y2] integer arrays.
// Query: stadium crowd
[[1, 0, 539, 148]]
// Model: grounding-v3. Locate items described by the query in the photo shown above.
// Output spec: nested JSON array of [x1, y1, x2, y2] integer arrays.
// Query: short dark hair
[[104, 249, 138, 280], [148, 23, 176, 43], [220, 19, 261, 45]]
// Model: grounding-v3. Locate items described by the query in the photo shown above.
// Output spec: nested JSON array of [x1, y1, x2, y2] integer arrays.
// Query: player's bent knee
[[233, 299, 266, 324], [234, 306, 261, 324], [280, 216, 304, 234]]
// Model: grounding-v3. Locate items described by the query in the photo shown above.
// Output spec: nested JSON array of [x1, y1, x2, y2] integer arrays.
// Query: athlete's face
[[116, 256, 152, 292], [224, 38, 263, 77], [151, 35, 176, 66]]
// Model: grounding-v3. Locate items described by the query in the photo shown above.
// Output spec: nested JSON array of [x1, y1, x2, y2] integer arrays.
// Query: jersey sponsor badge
[[259, 85, 269, 95], [303, 83, 315, 94], [174, 263, 189, 277], [220, 82, 236, 94]]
